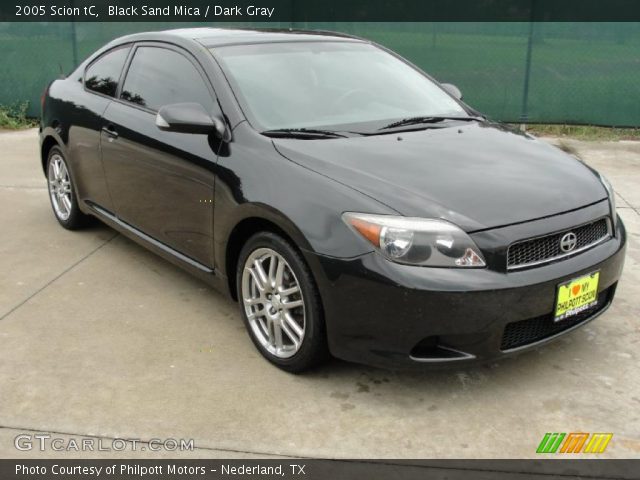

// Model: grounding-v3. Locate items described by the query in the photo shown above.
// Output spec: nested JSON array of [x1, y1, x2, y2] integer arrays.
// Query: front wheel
[[237, 232, 328, 373]]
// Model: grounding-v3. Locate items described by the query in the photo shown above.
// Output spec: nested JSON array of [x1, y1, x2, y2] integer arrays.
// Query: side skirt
[[86, 202, 231, 296]]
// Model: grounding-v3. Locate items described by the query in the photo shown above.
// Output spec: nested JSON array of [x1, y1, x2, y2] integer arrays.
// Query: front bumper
[[305, 216, 626, 369]]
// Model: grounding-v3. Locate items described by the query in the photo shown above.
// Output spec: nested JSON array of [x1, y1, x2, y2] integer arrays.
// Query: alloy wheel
[[241, 247, 306, 358], [48, 154, 72, 221]]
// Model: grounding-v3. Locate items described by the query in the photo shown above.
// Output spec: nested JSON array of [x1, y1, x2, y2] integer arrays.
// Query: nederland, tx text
[[108, 5, 276, 18]]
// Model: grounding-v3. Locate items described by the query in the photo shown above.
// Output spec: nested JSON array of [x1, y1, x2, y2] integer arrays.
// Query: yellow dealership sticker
[[555, 271, 600, 322]]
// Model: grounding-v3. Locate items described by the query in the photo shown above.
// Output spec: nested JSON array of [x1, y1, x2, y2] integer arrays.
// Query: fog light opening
[[410, 336, 475, 362]]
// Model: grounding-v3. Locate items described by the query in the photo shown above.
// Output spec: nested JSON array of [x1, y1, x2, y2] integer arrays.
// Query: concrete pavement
[[0, 129, 639, 459]]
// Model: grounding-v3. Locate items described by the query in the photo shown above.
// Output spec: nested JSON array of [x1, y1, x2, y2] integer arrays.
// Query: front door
[[100, 44, 220, 267]]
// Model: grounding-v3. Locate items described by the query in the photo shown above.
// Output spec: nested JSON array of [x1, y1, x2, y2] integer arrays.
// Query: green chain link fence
[[1, 22, 639, 125]]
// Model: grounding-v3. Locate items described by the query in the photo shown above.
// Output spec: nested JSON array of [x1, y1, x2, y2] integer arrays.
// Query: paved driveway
[[1, 129, 639, 458]]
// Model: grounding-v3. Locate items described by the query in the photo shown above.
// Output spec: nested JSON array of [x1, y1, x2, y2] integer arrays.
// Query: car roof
[[114, 27, 365, 48], [169, 27, 363, 46]]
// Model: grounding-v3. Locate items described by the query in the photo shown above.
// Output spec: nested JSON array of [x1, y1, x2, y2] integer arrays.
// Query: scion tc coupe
[[40, 28, 626, 372]]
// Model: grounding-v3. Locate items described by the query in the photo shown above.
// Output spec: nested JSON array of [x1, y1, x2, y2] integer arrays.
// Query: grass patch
[[0, 103, 38, 130], [521, 124, 640, 141]]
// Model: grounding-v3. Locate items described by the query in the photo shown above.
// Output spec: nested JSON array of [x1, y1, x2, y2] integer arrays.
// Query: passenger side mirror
[[441, 83, 463, 100], [156, 102, 227, 139]]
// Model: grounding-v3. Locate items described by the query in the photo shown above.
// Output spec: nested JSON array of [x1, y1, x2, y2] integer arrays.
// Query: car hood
[[272, 122, 607, 232]]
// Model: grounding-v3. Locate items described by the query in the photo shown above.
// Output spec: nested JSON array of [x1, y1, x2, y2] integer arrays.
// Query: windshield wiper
[[379, 116, 482, 131], [261, 128, 347, 139]]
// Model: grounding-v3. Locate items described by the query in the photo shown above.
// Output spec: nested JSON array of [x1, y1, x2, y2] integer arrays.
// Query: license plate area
[[554, 271, 600, 322]]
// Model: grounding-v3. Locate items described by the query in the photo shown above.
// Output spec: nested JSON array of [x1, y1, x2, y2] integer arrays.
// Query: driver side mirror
[[441, 83, 463, 100], [156, 102, 228, 139]]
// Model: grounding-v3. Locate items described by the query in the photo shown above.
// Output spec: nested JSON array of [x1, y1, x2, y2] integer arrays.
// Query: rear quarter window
[[84, 46, 131, 97]]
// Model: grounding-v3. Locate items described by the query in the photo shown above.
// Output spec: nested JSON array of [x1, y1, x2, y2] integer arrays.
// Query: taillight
[[40, 85, 49, 114]]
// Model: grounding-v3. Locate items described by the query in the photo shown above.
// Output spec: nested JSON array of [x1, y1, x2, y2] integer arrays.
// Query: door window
[[120, 46, 214, 112]]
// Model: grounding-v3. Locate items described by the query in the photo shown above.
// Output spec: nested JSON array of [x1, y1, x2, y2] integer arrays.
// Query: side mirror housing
[[441, 83, 463, 100], [156, 102, 227, 138]]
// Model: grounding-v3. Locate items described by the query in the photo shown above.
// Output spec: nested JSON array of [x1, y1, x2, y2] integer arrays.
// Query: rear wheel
[[237, 232, 328, 373], [46, 147, 89, 229]]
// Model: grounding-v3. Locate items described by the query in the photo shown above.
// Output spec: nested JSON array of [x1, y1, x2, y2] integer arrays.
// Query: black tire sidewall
[[236, 232, 327, 373]]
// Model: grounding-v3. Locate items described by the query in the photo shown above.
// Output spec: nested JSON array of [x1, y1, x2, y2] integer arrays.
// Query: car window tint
[[120, 47, 214, 112], [85, 46, 131, 97]]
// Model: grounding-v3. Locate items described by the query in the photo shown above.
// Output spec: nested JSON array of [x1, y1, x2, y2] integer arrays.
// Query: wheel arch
[[224, 211, 314, 302], [41, 136, 59, 173], [40, 126, 64, 174]]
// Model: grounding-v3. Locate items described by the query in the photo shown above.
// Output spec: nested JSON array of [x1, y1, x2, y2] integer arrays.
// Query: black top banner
[[3, 0, 640, 22]]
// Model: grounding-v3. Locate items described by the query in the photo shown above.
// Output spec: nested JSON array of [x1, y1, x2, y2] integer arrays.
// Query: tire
[[236, 231, 328, 373], [46, 147, 89, 230]]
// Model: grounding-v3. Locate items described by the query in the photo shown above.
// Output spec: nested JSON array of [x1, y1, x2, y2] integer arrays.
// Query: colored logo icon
[[537, 433, 612, 454]]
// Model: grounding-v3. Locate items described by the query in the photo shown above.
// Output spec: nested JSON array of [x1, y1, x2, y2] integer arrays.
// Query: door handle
[[102, 125, 119, 140]]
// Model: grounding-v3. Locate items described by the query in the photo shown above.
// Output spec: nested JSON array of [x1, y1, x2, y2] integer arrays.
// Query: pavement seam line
[[0, 185, 47, 190], [0, 233, 118, 322], [615, 191, 640, 216]]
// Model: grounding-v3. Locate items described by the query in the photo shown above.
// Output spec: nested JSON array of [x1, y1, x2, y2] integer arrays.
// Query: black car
[[40, 28, 626, 372]]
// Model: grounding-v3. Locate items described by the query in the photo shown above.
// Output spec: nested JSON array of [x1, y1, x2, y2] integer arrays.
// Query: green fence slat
[[1, 21, 639, 126]]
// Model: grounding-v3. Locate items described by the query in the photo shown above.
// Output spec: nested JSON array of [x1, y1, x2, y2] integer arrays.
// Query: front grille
[[500, 287, 611, 351], [507, 218, 609, 270]]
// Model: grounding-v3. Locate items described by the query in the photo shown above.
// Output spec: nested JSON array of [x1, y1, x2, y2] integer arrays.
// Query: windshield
[[212, 41, 468, 132]]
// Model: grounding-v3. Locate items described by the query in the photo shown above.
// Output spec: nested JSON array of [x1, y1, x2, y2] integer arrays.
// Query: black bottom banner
[[2, 459, 639, 480]]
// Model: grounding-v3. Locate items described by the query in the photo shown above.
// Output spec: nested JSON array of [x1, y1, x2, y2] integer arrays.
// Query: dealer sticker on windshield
[[554, 271, 600, 322]]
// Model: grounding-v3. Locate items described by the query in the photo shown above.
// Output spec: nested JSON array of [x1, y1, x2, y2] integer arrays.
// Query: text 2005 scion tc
[[40, 28, 626, 372]]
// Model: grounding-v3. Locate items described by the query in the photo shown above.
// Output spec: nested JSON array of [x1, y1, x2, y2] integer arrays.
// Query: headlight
[[342, 213, 486, 268], [599, 173, 617, 233]]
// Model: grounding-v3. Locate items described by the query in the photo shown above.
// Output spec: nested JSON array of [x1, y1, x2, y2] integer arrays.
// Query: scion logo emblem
[[560, 232, 578, 253]]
